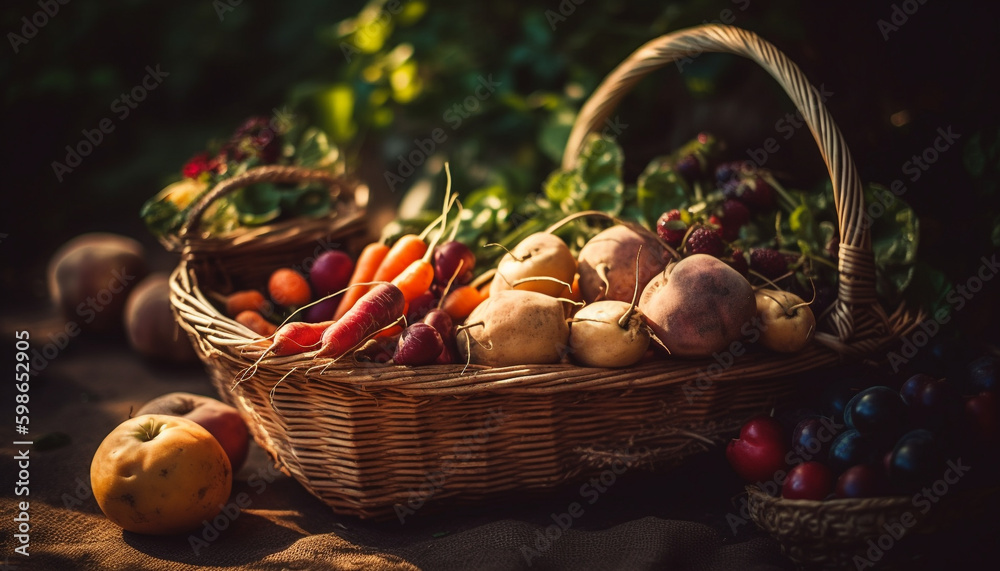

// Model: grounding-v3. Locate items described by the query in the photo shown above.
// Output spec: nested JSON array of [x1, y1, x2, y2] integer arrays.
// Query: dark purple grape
[[394, 323, 444, 366], [844, 386, 907, 434], [433, 241, 475, 287], [835, 464, 890, 498]]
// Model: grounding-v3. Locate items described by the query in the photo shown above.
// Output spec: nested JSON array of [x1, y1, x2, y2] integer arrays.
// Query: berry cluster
[[727, 356, 998, 501]]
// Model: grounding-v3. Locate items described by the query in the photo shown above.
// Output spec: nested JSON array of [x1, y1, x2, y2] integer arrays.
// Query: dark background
[[2, 1, 999, 318]]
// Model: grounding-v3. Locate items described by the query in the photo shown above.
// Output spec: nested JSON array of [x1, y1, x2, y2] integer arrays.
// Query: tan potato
[[755, 289, 816, 353], [638, 254, 756, 358], [490, 233, 576, 298], [458, 290, 569, 367], [568, 301, 650, 367]]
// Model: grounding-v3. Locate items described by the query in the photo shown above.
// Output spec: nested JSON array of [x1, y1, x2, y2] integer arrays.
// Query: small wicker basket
[[170, 25, 921, 519], [746, 484, 1000, 568]]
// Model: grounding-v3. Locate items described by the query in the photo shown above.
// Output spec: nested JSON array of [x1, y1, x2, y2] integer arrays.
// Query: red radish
[[406, 291, 439, 323], [269, 320, 333, 356], [316, 283, 406, 360], [395, 323, 445, 366]]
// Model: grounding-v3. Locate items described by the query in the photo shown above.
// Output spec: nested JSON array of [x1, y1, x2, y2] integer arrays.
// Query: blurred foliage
[[2, 0, 998, 338]]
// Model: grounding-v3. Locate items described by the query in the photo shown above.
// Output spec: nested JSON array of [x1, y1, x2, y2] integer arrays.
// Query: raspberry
[[750, 248, 789, 279], [685, 226, 725, 257], [718, 199, 751, 241], [728, 248, 749, 276], [656, 210, 688, 248]]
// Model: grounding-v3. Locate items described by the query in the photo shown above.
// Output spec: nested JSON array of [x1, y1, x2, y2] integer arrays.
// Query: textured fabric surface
[[1, 321, 993, 570]]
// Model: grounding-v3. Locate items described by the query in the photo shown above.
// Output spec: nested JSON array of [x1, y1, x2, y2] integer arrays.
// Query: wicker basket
[[746, 484, 1000, 568], [169, 24, 921, 520]]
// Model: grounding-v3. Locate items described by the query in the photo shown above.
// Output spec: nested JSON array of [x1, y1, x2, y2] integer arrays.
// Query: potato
[[47, 233, 148, 332], [568, 300, 650, 367], [638, 254, 756, 358], [458, 290, 569, 367], [490, 232, 576, 298], [577, 224, 669, 303], [124, 273, 199, 363]]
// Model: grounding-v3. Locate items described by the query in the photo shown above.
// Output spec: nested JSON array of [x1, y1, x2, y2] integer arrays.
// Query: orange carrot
[[372, 234, 428, 283], [225, 290, 268, 317], [334, 242, 390, 320], [441, 285, 485, 320], [235, 310, 277, 337]]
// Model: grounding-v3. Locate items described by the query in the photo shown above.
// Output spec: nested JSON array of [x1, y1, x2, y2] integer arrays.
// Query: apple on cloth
[[90, 415, 232, 535], [136, 392, 250, 472]]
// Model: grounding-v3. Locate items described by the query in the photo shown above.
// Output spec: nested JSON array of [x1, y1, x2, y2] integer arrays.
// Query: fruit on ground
[[783, 461, 833, 500], [638, 254, 756, 357], [726, 415, 789, 484], [47, 233, 149, 332], [90, 414, 232, 535], [123, 273, 198, 363], [755, 289, 816, 353], [135, 392, 250, 472]]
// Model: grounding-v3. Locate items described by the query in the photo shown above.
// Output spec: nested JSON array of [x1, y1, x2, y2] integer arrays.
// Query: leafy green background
[[2, 0, 998, 346]]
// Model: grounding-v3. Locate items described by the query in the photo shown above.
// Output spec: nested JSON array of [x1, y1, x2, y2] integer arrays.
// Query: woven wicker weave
[[746, 484, 1000, 568], [170, 25, 921, 519]]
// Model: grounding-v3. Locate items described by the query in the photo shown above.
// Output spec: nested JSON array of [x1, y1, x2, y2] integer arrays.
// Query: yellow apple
[[90, 414, 232, 535], [755, 289, 816, 353]]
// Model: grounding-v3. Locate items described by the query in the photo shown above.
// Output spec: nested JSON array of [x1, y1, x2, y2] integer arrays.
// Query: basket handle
[[178, 165, 354, 239], [563, 24, 876, 342]]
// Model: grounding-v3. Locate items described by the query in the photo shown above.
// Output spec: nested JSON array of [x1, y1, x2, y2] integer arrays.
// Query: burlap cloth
[[1, 316, 993, 570]]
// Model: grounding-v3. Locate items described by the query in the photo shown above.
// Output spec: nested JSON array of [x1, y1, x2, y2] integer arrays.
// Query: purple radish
[[395, 323, 445, 366], [309, 250, 354, 297]]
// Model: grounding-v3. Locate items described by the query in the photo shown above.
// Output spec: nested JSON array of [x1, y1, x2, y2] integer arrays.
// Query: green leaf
[[544, 170, 579, 204], [233, 183, 282, 225], [637, 157, 691, 227], [866, 183, 920, 303]]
